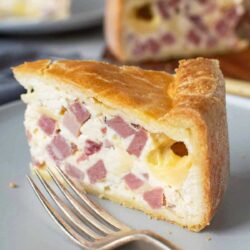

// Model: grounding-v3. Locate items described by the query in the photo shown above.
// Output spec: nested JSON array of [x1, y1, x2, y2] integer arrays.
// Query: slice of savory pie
[[0, 0, 70, 20], [13, 58, 229, 232], [105, 0, 248, 62]]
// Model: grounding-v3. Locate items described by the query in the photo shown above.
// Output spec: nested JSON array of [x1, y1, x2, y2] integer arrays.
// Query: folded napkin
[[0, 50, 82, 105]]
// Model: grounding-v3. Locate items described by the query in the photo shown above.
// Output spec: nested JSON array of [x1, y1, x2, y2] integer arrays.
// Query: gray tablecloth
[[0, 49, 82, 105]]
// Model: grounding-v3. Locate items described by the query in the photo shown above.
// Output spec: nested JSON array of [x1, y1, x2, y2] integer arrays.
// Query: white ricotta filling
[[22, 82, 204, 222]]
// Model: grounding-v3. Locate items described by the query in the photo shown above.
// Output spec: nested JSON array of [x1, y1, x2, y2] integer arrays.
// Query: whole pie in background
[[105, 0, 250, 62]]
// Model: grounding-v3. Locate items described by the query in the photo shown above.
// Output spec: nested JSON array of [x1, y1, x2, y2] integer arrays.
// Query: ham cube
[[63, 111, 82, 137], [106, 116, 136, 138], [157, 0, 181, 19], [124, 173, 144, 190], [63, 102, 90, 137], [38, 115, 56, 135], [133, 41, 147, 56], [215, 19, 229, 35], [189, 15, 207, 33], [65, 163, 84, 180], [87, 160, 107, 184], [127, 129, 148, 157], [143, 188, 164, 209], [187, 29, 201, 45], [47, 134, 71, 161], [157, 1, 170, 19], [69, 102, 90, 124], [84, 140, 102, 156], [161, 33, 176, 45], [145, 39, 160, 54]]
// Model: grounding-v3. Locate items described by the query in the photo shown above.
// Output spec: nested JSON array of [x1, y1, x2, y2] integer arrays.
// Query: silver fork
[[27, 164, 177, 250]]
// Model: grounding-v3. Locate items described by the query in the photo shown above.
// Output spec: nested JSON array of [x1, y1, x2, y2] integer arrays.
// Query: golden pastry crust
[[13, 58, 229, 231]]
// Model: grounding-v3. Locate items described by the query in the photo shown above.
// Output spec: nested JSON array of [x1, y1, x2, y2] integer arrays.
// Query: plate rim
[[0, 100, 22, 112], [0, 0, 104, 34]]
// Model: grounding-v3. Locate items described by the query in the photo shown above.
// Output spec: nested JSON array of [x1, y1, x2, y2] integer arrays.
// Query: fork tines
[[26, 164, 130, 249]]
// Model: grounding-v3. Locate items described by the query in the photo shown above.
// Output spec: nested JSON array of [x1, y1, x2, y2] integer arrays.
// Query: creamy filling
[[123, 0, 245, 60], [22, 83, 203, 222]]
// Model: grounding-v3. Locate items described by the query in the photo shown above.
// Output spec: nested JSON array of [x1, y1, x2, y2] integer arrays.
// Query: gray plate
[[1, 96, 250, 250], [0, 0, 104, 34]]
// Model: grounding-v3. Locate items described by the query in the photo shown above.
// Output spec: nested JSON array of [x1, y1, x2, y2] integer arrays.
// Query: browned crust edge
[[105, 0, 125, 61], [172, 58, 229, 230]]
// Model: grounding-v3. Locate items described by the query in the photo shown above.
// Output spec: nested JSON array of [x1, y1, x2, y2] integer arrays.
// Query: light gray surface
[[0, 0, 104, 34], [1, 96, 250, 250]]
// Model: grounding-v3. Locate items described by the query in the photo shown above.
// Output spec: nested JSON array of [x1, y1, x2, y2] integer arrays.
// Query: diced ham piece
[[69, 102, 91, 124], [63, 102, 90, 137], [161, 33, 176, 45], [143, 188, 164, 209], [38, 115, 56, 135], [65, 163, 84, 180], [63, 111, 82, 137], [224, 6, 242, 25], [77, 153, 88, 163], [106, 116, 136, 138], [127, 129, 148, 157], [133, 42, 146, 56], [189, 15, 207, 32], [87, 160, 107, 184], [157, 0, 181, 18], [124, 173, 144, 190], [84, 140, 102, 156], [145, 39, 160, 54], [157, 1, 170, 19], [187, 30, 201, 45], [47, 134, 71, 161], [168, 0, 181, 8], [215, 19, 229, 35]]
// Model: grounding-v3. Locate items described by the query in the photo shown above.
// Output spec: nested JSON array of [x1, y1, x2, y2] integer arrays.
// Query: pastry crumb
[[168, 231, 172, 235], [8, 182, 18, 188], [206, 236, 212, 241]]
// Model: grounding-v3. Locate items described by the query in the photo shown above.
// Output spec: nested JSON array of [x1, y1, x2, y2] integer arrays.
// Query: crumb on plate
[[8, 182, 18, 188]]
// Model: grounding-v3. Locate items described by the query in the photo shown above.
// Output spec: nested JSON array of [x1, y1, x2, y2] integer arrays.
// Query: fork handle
[[132, 230, 178, 250]]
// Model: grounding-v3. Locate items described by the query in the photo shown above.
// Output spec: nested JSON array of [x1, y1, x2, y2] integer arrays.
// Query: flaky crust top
[[13, 58, 224, 121]]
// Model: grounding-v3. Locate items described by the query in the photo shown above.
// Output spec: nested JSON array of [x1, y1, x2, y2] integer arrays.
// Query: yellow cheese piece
[[126, 3, 161, 34], [147, 145, 192, 187]]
